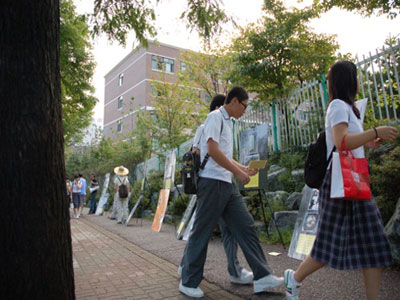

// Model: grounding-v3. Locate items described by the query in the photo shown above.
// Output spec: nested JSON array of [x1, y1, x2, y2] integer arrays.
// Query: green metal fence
[[236, 38, 400, 152]]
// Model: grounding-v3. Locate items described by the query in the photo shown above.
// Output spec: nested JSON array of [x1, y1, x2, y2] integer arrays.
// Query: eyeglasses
[[240, 102, 248, 111]]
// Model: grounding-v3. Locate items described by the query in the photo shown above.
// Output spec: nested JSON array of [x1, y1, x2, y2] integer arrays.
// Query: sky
[[73, 0, 400, 123]]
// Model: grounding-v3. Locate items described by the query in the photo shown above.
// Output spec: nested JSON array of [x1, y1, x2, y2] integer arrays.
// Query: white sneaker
[[230, 268, 254, 284], [285, 269, 301, 300], [179, 280, 204, 298], [253, 274, 284, 293], [178, 265, 182, 277]]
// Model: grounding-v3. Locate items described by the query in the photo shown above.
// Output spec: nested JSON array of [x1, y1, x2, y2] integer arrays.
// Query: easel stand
[[243, 188, 286, 249], [171, 182, 186, 230], [125, 178, 149, 227]]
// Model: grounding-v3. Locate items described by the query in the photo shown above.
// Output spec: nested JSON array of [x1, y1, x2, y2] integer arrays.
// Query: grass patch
[[259, 228, 293, 245]]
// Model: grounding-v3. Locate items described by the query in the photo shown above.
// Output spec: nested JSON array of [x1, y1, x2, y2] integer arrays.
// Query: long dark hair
[[327, 60, 360, 119]]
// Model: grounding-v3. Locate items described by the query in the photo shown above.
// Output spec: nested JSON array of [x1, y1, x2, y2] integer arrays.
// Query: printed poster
[[288, 186, 320, 260], [151, 189, 171, 232], [163, 150, 177, 190], [95, 173, 110, 216], [239, 123, 269, 190]]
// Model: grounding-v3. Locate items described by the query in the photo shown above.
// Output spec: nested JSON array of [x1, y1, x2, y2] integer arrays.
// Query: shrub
[[277, 170, 304, 193], [369, 144, 400, 224]]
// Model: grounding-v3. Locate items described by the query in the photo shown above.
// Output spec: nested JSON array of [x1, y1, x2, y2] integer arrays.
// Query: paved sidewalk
[[71, 216, 242, 300], [72, 209, 400, 300]]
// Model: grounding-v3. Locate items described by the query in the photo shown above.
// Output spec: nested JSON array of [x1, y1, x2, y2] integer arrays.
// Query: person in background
[[71, 175, 82, 219], [78, 173, 87, 217], [284, 61, 398, 300], [66, 177, 72, 204], [179, 94, 253, 285], [88, 173, 99, 214], [114, 166, 130, 224]]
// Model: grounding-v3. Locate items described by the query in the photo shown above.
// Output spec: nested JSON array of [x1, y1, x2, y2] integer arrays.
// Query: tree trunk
[[0, 1, 75, 299]]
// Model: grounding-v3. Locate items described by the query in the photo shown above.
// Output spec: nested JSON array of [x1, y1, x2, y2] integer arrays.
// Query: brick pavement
[[71, 217, 243, 300]]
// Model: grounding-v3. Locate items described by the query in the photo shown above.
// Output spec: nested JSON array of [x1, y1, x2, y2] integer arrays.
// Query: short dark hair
[[225, 86, 248, 104], [74, 175, 79, 179], [78, 173, 83, 177], [209, 94, 226, 112]]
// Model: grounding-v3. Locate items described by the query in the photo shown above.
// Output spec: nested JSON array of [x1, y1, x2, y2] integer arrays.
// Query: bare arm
[[207, 139, 250, 184], [332, 123, 399, 150], [231, 159, 258, 176]]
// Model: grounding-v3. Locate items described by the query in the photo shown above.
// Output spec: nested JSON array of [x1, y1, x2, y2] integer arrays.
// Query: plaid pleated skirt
[[310, 169, 392, 270]]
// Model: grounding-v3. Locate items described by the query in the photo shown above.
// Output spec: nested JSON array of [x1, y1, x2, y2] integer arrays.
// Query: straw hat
[[114, 165, 129, 176]]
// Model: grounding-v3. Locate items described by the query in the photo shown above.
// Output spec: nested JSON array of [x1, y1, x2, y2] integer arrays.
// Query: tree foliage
[[180, 0, 229, 41], [61, 0, 97, 145], [180, 47, 232, 98], [90, 0, 228, 46], [310, 0, 400, 18], [230, 0, 339, 103], [136, 72, 201, 153]]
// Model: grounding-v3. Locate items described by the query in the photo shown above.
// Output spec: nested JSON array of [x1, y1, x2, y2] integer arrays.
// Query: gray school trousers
[[180, 211, 242, 278], [181, 177, 271, 288]]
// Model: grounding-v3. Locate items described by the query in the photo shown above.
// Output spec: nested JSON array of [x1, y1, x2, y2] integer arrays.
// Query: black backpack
[[117, 177, 129, 198], [181, 150, 200, 194], [304, 131, 334, 189]]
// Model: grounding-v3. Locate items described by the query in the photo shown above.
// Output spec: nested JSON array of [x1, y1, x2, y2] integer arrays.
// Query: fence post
[[272, 99, 279, 151], [158, 155, 161, 171], [176, 146, 180, 168], [321, 73, 328, 106]]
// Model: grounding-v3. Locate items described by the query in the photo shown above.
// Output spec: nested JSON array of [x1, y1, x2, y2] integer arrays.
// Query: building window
[[118, 96, 123, 110], [180, 62, 186, 71], [119, 73, 124, 86], [151, 55, 174, 73], [117, 120, 123, 132]]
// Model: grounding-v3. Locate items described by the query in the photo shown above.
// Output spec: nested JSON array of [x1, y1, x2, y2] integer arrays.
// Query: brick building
[[103, 41, 199, 141]]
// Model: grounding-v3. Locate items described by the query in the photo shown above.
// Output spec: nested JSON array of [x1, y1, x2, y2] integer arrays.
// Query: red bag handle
[[340, 135, 354, 157]]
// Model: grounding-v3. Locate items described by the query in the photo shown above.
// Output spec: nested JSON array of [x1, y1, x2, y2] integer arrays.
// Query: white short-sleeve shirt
[[325, 99, 365, 159], [193, 124, 204, 148], [199, 107, 233, 183]]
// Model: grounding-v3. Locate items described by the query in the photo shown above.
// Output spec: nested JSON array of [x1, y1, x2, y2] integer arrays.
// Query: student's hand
[[376, 126, 399, 142], [247, 168, 258, 176], [366, 138, 382, 149], [236, 170, 250, 185]]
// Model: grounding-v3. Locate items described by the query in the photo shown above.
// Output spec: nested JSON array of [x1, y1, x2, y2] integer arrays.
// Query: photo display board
[[176, 195, 197, 240], [163, 150, 177, 190], [151, 189, 171, 232], [239, 123, 269, 190], [95, 173, 110, 216], [288, 186, 320, 260]]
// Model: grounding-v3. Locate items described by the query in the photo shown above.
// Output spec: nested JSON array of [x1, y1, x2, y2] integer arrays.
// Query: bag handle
[[340, 135, 354, 157]]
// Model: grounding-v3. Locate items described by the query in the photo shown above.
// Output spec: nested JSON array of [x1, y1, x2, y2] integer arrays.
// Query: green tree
[[91, 0, 229, 46], [61, 0, 97, 145], [137, 72, 200, 153], [310, 0, 399, 18], [1, 1, 231, 298], [180, 46, 233, 98], [230, 0, 338, 103]]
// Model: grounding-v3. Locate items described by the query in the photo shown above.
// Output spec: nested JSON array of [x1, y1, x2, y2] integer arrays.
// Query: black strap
[[328, 146, 335, 164], [199, 116, 224, 170]]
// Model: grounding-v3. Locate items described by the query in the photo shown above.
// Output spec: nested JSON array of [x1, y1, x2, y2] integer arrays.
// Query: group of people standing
[[66, 173, 98, 218], [177, 60, 398, 300]]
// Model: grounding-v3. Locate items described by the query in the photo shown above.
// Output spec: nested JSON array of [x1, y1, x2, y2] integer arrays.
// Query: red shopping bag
[[330, 136, 371, 201]]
